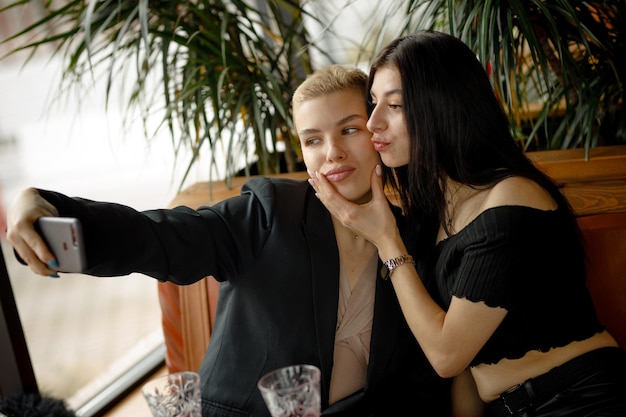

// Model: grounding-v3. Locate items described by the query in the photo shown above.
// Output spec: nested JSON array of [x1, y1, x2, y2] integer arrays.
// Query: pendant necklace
[[445, 184, 462, 231]]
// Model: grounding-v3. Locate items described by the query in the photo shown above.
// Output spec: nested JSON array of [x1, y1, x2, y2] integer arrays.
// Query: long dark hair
[[369, 31, 577, 243]]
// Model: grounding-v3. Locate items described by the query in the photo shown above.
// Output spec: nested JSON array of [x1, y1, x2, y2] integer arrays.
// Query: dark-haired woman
[[311, 31, 626, 416]]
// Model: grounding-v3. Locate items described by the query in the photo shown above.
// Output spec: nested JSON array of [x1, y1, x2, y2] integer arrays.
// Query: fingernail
[[308, 178, 315, 187], [49, 273, 60, 278], [48, 260, 59, 268], [376, 164, 382, 176]]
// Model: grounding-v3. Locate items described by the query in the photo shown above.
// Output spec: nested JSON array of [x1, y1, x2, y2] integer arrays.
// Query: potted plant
[[3, 0, 624, 176], [1, 0, 321, 189], [363, 0, 625, 154]]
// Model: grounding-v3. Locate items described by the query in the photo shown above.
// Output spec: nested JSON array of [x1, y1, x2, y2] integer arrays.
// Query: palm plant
[[1, 0, 318, 188], [3, 0, 623, 183], [364, 0, 625, 153]]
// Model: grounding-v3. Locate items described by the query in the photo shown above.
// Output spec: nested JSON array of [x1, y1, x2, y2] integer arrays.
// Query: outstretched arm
[[7, 178, 289, 284]]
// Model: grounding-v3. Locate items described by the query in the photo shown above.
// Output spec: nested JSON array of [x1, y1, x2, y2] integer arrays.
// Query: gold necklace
[[445, 184, 462, 230]]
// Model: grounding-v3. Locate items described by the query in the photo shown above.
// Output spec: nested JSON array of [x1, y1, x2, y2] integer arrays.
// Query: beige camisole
[[328, 252, 378, 404]]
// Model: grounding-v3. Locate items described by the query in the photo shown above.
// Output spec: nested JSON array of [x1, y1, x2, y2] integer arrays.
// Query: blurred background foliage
[[372, 1, 625, 153], [1, 0, 624, 187]]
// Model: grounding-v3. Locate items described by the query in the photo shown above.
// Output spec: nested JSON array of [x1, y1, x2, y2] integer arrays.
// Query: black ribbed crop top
[[432, 205, 603, 366]]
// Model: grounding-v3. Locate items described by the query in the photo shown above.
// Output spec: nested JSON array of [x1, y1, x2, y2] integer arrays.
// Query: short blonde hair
[[292, 65, 368, 111]]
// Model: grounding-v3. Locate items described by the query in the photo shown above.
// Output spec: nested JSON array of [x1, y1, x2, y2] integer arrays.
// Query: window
[[0, 52, 179, 413]]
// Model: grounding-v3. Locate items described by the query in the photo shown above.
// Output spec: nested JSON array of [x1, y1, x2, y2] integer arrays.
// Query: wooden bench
[[159, 145, 626, 373]]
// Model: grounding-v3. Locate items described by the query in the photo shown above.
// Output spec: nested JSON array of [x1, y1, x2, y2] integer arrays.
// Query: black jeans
[[485, 347, 626, 417]]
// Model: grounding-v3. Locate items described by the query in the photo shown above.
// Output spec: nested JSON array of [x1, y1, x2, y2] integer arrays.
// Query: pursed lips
[[324, 166, 355, 182], [371, 137, 389, 152]]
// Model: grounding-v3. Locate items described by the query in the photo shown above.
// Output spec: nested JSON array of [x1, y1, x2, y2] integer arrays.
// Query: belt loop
[[501, 381, 535, 416], [523, 380, 536, 402]]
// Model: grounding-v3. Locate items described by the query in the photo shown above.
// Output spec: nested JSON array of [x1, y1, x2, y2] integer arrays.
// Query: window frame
[[0, 247, 164, 416]]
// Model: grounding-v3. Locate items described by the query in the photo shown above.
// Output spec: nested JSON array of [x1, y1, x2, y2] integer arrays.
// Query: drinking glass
[[141, 371, 201, 417], [257, 364, 321, 417]]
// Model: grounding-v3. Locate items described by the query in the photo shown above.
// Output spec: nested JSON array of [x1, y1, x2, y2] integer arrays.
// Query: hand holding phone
[[36, 217, 86, 273]]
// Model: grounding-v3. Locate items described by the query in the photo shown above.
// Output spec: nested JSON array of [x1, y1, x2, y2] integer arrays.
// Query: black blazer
[[39, 178, 450, 416]]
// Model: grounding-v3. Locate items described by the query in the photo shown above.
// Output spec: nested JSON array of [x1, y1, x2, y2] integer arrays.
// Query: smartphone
[[36, 217, 86, 273]]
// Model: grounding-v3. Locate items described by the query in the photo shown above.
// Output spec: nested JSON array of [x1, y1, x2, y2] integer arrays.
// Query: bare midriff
[[471, 331, 618, 403]]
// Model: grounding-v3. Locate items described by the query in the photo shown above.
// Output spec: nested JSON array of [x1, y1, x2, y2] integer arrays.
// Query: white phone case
[[37, 217, 86, 273]]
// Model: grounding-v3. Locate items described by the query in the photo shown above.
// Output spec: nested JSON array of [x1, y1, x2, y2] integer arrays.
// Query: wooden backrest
[[577, 212, 626, 347], [528, 145, 626, 348], [159, 146, 626, 372]]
